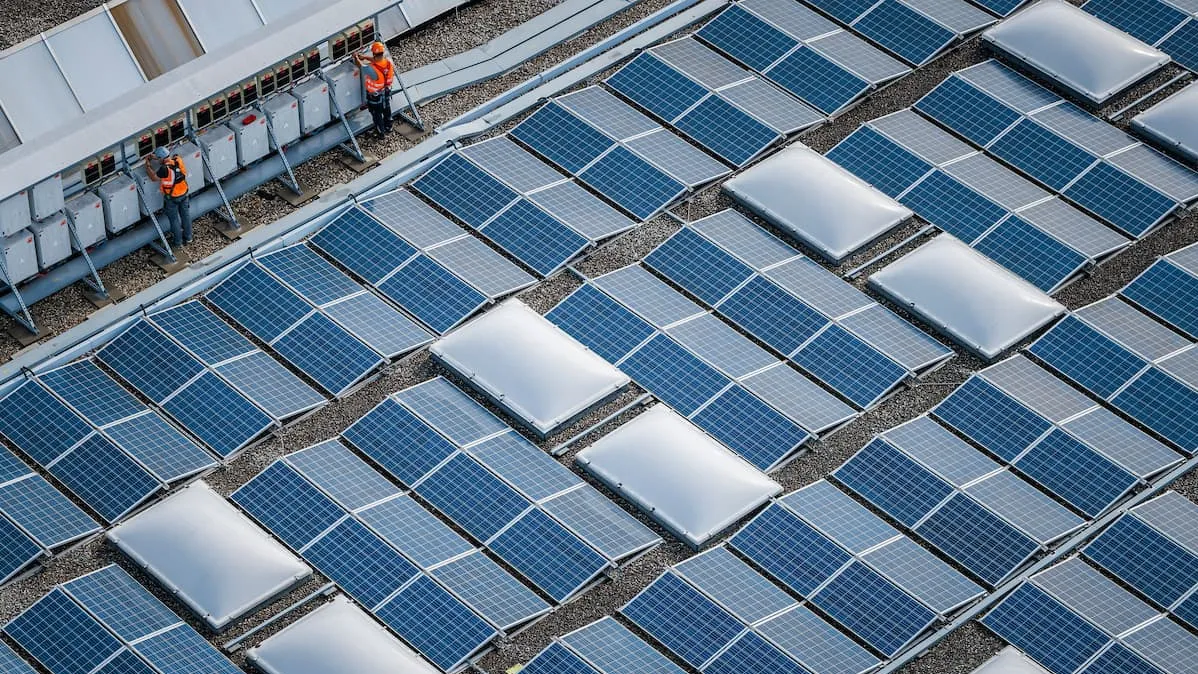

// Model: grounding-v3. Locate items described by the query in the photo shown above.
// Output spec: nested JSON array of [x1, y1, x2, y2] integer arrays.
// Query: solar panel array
[[731, 480, 983, 656], [547, 264, 857, 471], [1122, 244, 1198, 339], [934, 355, 1182, 517], [521, 616, 686, 674], [1084, 0, 1198, 71], [834, 415, 1085, 586], [983, 556, 1198, 674], [696, 0, 910, 115], [645, 209, 952, 408], [1084, 492, 1198, 632], [828, 108, 1130, 293], [800, 0, 995, 65], [1028, 297, 1198, 454], [4, 564, 240, 674], [622, 546, 881, 673], [311, 203, 532, 334], [96, 318, 275, 459], [233, 438, 554, 671], [915, 60, 1198, 239], [146, 300, 326, 422], [340, 377, 660, 603]]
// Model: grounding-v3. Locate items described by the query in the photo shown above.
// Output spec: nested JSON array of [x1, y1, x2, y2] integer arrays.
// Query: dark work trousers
[[367, 89, 393, 136], [163, 193, 192, 245]]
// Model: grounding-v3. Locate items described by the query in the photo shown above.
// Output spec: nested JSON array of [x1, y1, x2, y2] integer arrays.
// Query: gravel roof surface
[[1, 3, 1197, 674]]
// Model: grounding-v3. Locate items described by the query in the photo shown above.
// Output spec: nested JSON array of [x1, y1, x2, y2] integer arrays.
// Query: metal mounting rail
[[318, 71, 368, 164], [0, 256, 35, 335], [189, 132, 242, 233], [123, 169, 177, 263], [61, 210, 110, 299], [255, 104, 304, 195]]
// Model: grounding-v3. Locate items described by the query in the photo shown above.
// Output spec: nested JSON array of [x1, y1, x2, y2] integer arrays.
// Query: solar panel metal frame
[[1121, 256, 1198, 340], [814, 0, 991, 67]]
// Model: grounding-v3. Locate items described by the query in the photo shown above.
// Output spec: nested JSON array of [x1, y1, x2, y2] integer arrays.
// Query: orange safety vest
[[364, 59, 394, 95], [160, 156, 188, 198]]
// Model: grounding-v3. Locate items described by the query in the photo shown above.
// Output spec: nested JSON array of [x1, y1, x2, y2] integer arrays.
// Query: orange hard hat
[[371, 41, 386, 55]]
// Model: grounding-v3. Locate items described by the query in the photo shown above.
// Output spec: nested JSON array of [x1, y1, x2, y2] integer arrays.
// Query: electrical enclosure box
[[135, 171, 164, 216], [67, 191, 107, 238], [197, 125, 237, 181], [263, 93, 301, 149], [30, 175, 64, 221], [175, 142, 207, 195], [0, 191, 31, 238], [326, 61, 363, 115], [98, 176, 140, 237], [233, 112, 270, 167], [31, 213, 71, 269], [2, 230, 37, 285], [292, 79, 331, 135]]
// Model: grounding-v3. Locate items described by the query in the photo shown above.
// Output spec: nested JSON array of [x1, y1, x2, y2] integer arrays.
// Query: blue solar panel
[[304, 519, 420, 608], [479, 199, 588, 275], [39, 362, 142, 427], [807, 0, 878, 22], [646, 229, 754, 305], [1064, 162, 1177, 238], [134, 625, 240, 674], [561, 617, 687, 674], [413, 154, 520, 229], [258, 245, 362, 307], [393, 378, 508, 446], [692, 386, 809, 470], [98, 321, 204, 403], [674, 548, 794, 624], [982, 584, 1109, 674], [546, 285, 655, 363], [730, 504, 852, 595], [718, 276, 828, 355], [543, 486, 661, 562], [607, 54, 708, 122], [93, 649, 155, 674], [491, 508, 607, 602], [343, 399, 457, 485], [767, 46, 869, 115], [621, 572, 744, 668], [854, 0, 954, 65], [916, 76, 1021, 146], [827, 126, 933, 198], [864, 537, 984, 614], [359, 495, 474, 568], [64, 566, 179, 642], [231, 462, 345, 549], [150, 302, 253, 366], [1174, 591, 1198, 630], [415, 454, 529, 541], [792, 325, 907, 408], [270, 313, 380, 395], [675, 95, 778, 166], [0, 517, 40, 583], [1084, 0, 1186, 44], [1015, 430, 1135, 517], [835, 439, 953, 527], [619, 335, 730, 415], [207, 264, 311, 343], [308, 293, 427, 360], [469, 433, 578, 502], [309, 208, 418, 284], [0, 641, 35, 674], [697, 5, 797, 72], [1082, 643, 1161, 674], [1085, 515, 1198, 608], [758, 605, 881, 674], [286, 441, 398, 511], [1029, 316, 1148, 399], [53, 436, 158, 523], [374, 575, 495, 671], [900, 170, 1008, 243], [973, 0, 1027, 14], [916, 493, 1039, 586], [216, 352, 324, 420], [522, 643, 595, 674], [1160, 20, 1198, 71], [104, 413, 215, 482], [160, 372, 271, 458], [0, 446, 30, 484], [977, 220, 1083, 291], [706, 631, 808, 674], [6, 589, 123, 674], [1113, 367, 1198, 453], [511, 103, 614, 174], [0, 382, 91, 465], [989, 120, 1098, 191], [0, 476, 97, 548], [377, 255, 487, 334], [430, 551, 550, 629], [1124, 261, 1198, 337], [579, 146, 685, 220], [811, 561, 936, 656], [935, 377, 1052, 462]]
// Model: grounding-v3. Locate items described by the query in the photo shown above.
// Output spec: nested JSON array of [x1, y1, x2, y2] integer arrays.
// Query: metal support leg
[[393, 74, 423, 130], [256, 104, 303, 195], [123, 170, 176, 263], [189, 134, 242, 233], [317, 71, 367, 164], [0, 256, 36, 336], [62, 210, 110, 299]]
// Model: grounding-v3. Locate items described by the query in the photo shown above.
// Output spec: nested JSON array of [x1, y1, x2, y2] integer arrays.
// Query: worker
[[147, 147, 191, 246], [355, 41, 395, 138]]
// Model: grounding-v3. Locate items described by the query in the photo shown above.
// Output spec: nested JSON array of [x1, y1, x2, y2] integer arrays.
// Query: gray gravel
[[1, 3, 1197, 674]]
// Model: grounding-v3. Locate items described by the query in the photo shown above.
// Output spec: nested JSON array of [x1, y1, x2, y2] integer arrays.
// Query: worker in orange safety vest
[[355, 41, 395, 138], [146, 146, 191, 245]]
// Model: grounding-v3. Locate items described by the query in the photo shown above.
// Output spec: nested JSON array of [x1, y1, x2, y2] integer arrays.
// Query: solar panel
[[1017, 198, 1129, 262], [1124, 259, 1198, 338], [304, 518, 420, 608], [0, 518, 41, 585], [810, 560, 937, 656], [1063, 407, 1182, 479], [360, 189, 467, 249], [160, 371, 273, 458], [377, 255, 488, 334], [1015, 430, 1136, 517], [6, 588, 126, 674], [0, 641, 34, 674], [917, 75, 1021, 147], [489, 509, 608, 602], [0, 475, 98, 549], [706, 631, 809, 674], [526, 180, 636, 241], [904, 0, 995, 33], [698, 4, 798, 72], [935, 377, 1053, 462], [64, 566, 180, 641], [286, 440, 399, 511], [619, 334, 730, 415], [579, 146, 686, 220], [623, 130, 729, 187], [1112, 367, 1198, 453], [741, 363, 858, 433], [914, 493, 1041, 586], [542, 486, 661, 562], [134, 624, 240, 674], [607, 53, 708, 122], [870, 109, 973, 164], [644, 227, 755, 305], [231, 462, 346, 549], [665, 315, 776, 379], [675, 94, 779, 166], [343, 399, 458, 485], [414, 454, 529, 542], [620, 571, 744, 668], [468, 433, 578, 502], [767, 45, 870, 114], [690, 210, 799, 270], [983, 584, 1110, 674], [757, 605, 881, 674], [102, 413, 215, 483], [852, 0, 955, 66], [392, 377, 508, 446], [429, 551, 550, 629], [834, 438, 953, 527], [965, 471, 1085, 543], [52, 435, 160, 523], [863, 536, 984, 614], [1066, 162, 1179, 238], [214, 352, 325, 421], [1076, 297, 1189, 362], [1036, 558, 1159, 636], [258, 244, 363, 306], [1028, 316, 1149, 399], [97, 321, 204, 404], [476, 198, 588, 275], [460, 136, 565, 193], [676, 547, 797, 623], [690, 388, 805, 475], [425, 235, 537, 298], [511, 102, 614, 174], [1109, 143, 1198, 204], [412, 153, 520, 229], [791, 324, 908, 408], [943, 154, 1049, 211], [359, 496, 474, 568], [39, 361, 141, 427], [898, 170, 1006, 243], [591, 265, 705, 327], [373, 575, 497, 671], [149, 300, 258, 365], [782, 481, 896, 553], [721, 78, 824, 134], [1158, 17, 1198, 71], [560, 617, 686, 674], [1122, 615, 1198, 674], [546, 284, 656, 363], [826, 126, 933, 198], [989, 119, 1097, 191], [731, 503, 853, 595], [308, 207, 418, 284], [808, 29, 910, 83], [840, 304, 952, 373], [522, 642, 595, 674]]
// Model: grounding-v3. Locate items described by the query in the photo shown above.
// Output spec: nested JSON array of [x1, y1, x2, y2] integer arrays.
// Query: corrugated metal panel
[[177, 0, 266, 51], [0, 41, 82, 142], [109, 0, 204, 79], [45, 12, 146, 110]]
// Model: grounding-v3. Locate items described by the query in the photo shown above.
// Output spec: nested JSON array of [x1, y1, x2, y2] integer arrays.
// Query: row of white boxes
[[0, 64, 361, 286]]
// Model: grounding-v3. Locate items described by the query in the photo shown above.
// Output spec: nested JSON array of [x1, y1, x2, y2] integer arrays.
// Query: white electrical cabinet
[[0, 191, 31, 237], [135, 171, 164, 216], [292, 79, 331, 134], [263, 93, 301, 149], [31, 213, 71, 269], [197, 125, 237, 180], [326, 61, 363, 115], [2, 230, 37, 284], [30, 175, 64, 221], [98, 176, 140, 237], [67, 191, 107, 237], [232, 112, 270, 167], [176, 142, 207, 195]]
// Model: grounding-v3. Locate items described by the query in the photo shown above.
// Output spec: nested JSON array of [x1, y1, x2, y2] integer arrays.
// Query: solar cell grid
[[52, 435, 159, 523], [97, 321, 204, 404], [579, 146, 685, 220], [645, 227, 753, 306], [1123, 259, 1198, 338], [982, 583, 1110, 674], [93, 649, 155, 674], [309, 207, 419, 285], [809, 560, 937, 656], [303, 518, 419, 608], [561, 617, 687, 674], [231, 462, 345, 550], [724, 76, 825, 135], [620, 571, 744, 668], [766, 45, 869, 115], [343, 399, 458, 485], [476, 198, 588, 275], [133, 624, 240, 674], [690, 210, 799, 271], [1108, 144, 1198, 203], [1033, 558, 1158, 635], [1028, 315, 1149, 400], [425, 234, 537, 298], [1086, 515, 1198, 609], [1081, 643, 1162, 674], [882, 416, 999, 487], [103, 413, 215, 483], [1112, 367, 1198, 453], [359, 495, 474, 568], [791, 324, 908, 408], [757, 605, 881, 674], [870, 110, 974, 165], [63, 565, 179, 642], [286, 439, 399, 511], [916, 75, 1020, 146], [374, 575, 496, 671], [542, 486, 660, 562], [489, 508, 608, 602], [1016, 429, 1136, 517], [897, 170, 1006, 243], [1122, 616, 1198, 674], [1017, 198, 1129, 262], [206, 263, 310, 343], [360, 189, 465, 249], [1132, 492, 1198, 553], [863, 536, 984, 614], [914, 493, 1040, 586], [0, 520, 41, 585], [941, 154, 1049, 211], [674, 94, 778, 166], [826, 126, 933, 198], [429, 550, 550, 629], [1064, 162, 1178, 238], [460, 136, 565, 194], [468, 432, 579, 502], [852, 0, 955, 66], [0, 381, 93, 465], [744, 0, 842, 41], [526, 180, 636, 241], [665, 314, 776, 379], [1076, 297, 1189, 362], [393, 377, 507, 447], [705, 631, 809, 674], [39, 361, 143, 428], [414, 453, 530, 542], [377, 254, 488, 334], [806, 27, 909, 83], [159, 371, 271, 458], [606, 53, 709, 123], [321, 292, 432, 359], [989, 119, 1098, 191], [0, 476, 98, 548], [781, 480, 897, 554], [1159, 20, 1198, 71], [730, 503, 853, 596], [935, 376, 1052, 462], [652, 37, 752, 89], [840, 303, 952, 373], [1063, 407, 1181, 479], [957, 61, 1061, 114], [692, 385, 810, 470], [0, 641, 34, 674], [740, 363, 858, 433], [623, 129, 729, 187], [697, 5, 799, 72], [214, 351, 325, 420], [557, 87, 660, 141], [964, 471, 1084, 543], [834, 438, 953, 527], [258, 245, 362, 307], [412, 153, 519, 229], [522, 643, 595, 674], [1030, 103, 1137, 157], [149, 301, 253, 366], [5, 588, 124, 674], [592, 264, 705, 328], [902, 0, 994, 33], [510, 102, 615, 174], [618, 334, 730, 415], [259, 311, 379, 389]]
